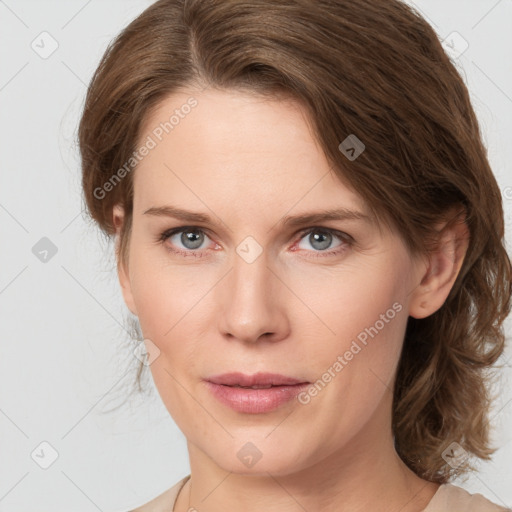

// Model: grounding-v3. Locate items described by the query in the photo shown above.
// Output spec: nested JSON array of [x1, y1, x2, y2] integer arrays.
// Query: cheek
[[295, 260, 409, 402], [129, 245, 210, 339], [127, 245, 221, 384], [297, 260, 407, 348]]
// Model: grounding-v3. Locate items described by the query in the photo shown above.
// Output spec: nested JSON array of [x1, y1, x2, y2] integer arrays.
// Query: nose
[[216, 249, 290, 344]]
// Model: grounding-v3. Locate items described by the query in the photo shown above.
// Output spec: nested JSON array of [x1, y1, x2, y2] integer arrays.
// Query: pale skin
[[113, 88, 469, 512]]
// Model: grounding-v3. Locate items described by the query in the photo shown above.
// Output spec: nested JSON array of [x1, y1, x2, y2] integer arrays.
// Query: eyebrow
[[143, 205, 373, 228]]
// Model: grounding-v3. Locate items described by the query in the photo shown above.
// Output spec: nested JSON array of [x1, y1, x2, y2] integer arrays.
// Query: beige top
[[129, 475, 510, 512]]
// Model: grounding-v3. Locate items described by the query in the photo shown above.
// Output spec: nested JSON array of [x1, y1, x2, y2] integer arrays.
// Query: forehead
[[133, 88, 372, 221]]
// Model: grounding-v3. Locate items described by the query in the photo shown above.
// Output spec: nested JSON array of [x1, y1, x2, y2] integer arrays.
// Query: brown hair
[[78, 0, 511, 484]]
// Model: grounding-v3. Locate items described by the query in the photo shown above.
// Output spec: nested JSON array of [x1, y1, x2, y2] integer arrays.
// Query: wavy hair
[[78, 0, 511, 483]]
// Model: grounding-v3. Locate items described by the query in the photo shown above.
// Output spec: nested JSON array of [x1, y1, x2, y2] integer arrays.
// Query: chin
[[203, 438, 308, 477]]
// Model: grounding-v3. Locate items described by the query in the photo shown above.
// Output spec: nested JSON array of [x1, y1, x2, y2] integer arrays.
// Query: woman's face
[[115, 88, 427, 476]]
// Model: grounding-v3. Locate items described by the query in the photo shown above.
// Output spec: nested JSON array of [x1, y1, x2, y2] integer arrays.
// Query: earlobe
[[113, 204, 138, 316], [409, 215, 469, 319]]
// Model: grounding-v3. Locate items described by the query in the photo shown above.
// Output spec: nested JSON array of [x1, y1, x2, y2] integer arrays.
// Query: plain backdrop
[[1, 0, 511, 510]]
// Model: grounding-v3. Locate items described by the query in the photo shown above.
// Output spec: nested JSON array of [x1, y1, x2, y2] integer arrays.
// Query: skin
[[114, 88, 469, 512]]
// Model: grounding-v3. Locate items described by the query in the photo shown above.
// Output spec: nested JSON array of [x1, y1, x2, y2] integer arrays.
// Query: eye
[[158, 226, 218, 258], [294, 227, 352, 257]]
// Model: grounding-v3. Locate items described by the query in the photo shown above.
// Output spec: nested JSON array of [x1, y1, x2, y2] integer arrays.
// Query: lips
[[204, 372, 311, 413]]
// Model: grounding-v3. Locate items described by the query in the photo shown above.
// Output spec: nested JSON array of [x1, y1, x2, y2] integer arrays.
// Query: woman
[[78, 0, 512, 510]]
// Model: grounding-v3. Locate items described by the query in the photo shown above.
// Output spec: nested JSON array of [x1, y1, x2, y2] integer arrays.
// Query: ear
[[113, 204, 138, 316], [409, 211, 469, 319]]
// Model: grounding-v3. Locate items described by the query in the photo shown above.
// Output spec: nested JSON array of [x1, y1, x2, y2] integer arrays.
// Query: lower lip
[[204, 381, 310, 413]]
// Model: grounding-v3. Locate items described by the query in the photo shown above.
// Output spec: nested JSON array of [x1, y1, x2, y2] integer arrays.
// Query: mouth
[[204, 372, 310, 413]]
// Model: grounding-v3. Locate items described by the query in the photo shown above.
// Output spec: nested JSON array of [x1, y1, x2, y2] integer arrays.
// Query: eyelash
[[157, 226, 354, 259]]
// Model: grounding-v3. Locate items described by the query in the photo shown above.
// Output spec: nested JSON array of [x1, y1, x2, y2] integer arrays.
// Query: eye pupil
[[181, 229, 204, 249], [310, 231, 332, 250]]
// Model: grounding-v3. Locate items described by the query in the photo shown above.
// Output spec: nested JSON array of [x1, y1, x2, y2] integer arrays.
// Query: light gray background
[[1, 1, 511, 510]]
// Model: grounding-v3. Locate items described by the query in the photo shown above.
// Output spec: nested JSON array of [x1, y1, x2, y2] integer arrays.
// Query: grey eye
[[307, 231, 333, 251], [176, 229, 206, 250]]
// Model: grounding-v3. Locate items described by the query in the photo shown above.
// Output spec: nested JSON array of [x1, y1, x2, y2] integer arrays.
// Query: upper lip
[[206, 372, 308, 387]]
